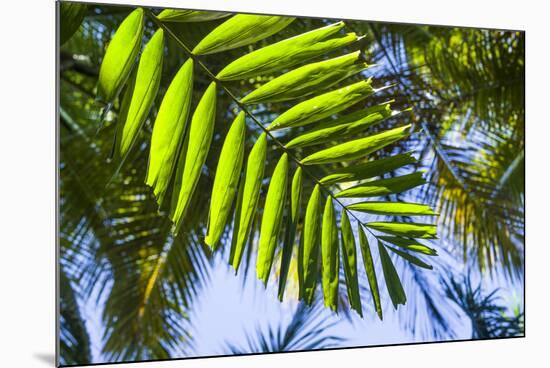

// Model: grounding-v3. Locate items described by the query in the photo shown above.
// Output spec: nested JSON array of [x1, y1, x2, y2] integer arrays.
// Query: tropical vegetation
[[58, 2, 524, 365]]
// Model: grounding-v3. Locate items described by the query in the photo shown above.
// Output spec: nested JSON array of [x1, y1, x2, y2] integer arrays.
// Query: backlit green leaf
[[193, 14, 295, 55], [319, 152, 416, 185], [98, 8, 144, 103], [358, 227, 382, 319], [241, 51, 370, 104], [348, 201, 438, 216], [60, 2, 87, 45], [205, 112, 246, 249], [378, 241, 407, 309], [300, 124, 411, 165], [146, 59, 193, 206], [114, 29, 164, 161], [278, 167, 302, 301], [366, 222, 437, 239], [321, 197, 339, 311], [268, 80, 375, 131], [301, 184, 322, 305], [230, 133, 268, 271], [379, 236, 437, 256], [257, 153, 289, 285], [157, 9, 231, 22], [217, 21, 360, 81], [285, 101, 401, 148], [171, 82, 217, 233], [335, 172, 426, 198], [340, 211, 362, 316], [386, 245, 433, 269]]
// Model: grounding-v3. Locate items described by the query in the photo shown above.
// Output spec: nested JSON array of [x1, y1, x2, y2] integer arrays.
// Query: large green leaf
[[301, 184, 322, 305], [241, 51, 369, 104], [257, 153, 289, 285], [114, 29, 164, 161], [205, 112, 246, 249], [230, 133, 267, 271], [378, 241, 407, 309], [366, 222, 437, 239], [300, 124, 411, 165], [379, 236, 437, 256], [340, 211, 362, 316], [217, 21, 359, 81], [97, 8, 144, 103], [268, 80, 375, 131], [358, 226, 382, 319], [278, 167, 302, 301], [285, 101, 400, 148], [335, 172, 426, 198], [157, 9, 231, 22], [192, 14, 295, 55], [348, 201, 438, 216], [146, 59, 193, 206], [171, 82, 217, 233], [386, 244, 433, 269], [321, 197, 339, 311], [319, 152, 416, 185]]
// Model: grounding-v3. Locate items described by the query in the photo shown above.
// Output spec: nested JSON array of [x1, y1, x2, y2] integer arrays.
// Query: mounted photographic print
[[57, 1, 525, 366]]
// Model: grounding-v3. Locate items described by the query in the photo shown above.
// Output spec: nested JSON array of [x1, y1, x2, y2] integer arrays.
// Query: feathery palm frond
[[362, 23, 524, 275], [223, 297, 345, 354], [91, 6, 440, 322], [59, 265, 92, 366], [442, 273, 524, 339]]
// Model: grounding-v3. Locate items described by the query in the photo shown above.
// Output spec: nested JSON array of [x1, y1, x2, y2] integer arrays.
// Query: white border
[[1, 0, 547, 367]]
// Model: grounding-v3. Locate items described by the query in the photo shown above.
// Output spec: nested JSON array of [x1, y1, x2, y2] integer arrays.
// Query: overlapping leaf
[[257, 153, 289, 285], [319, 152, 416, 185], [278, 167, 302, 301], [157, 9, 231, 22], [378, 241, 407, 309], [321, 197, 339, 311], [348, 202, 438, 216], [366, 222, 438, 239], [335, 172, 426, 198], [301, 185, 322, 305], [285, 101, 401, 148], [379, 236, 437, 256], [358, 227, 382, 319], [268, 80, 375, 131], [340, 211, 362, 316], [386, 245, 433, 269], [301, 124, 411, 165], [205, 112, 246, 249], [146, 59, 193, 205], [217, 21, 359, 80], [193, 14, 295, 55], [230, 133, 267, 271], [241, 51, 370, 104], [171, 82, 217, 233], [114, 29, 164, 161]]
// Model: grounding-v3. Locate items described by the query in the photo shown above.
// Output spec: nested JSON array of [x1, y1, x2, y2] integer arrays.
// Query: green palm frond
[[88, 6, 440, 324]]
